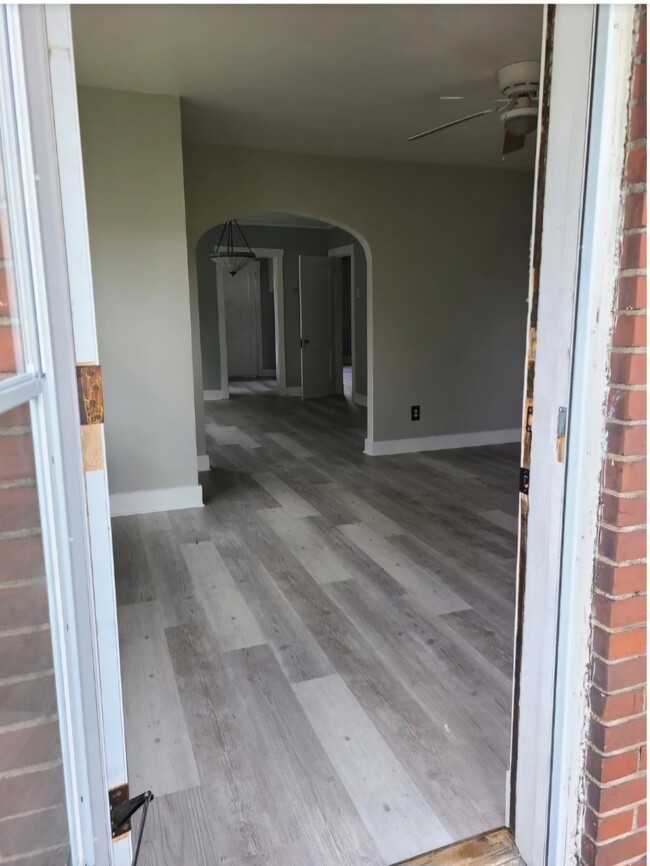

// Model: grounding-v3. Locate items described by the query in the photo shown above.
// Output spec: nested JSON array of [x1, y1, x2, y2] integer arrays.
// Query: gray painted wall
[[79, 87, 198, 496], [184, 143, 534, 447], [197, 223, 366, 392]]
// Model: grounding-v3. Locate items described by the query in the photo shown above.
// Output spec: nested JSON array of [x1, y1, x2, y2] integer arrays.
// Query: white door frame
[[212, 247, 286, 398], [5, 5, 127, 864], [30, 2, 634, 864], [328, 243, 366, 406], [511, 6, 634, 866]]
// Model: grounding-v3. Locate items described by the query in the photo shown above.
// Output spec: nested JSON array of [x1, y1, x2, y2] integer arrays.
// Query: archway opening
[[195, 211, 371, 450]]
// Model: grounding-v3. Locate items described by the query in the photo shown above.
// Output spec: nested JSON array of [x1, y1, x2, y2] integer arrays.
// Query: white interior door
[[299, 255, 336, 399], [224, 262, 260, 378]]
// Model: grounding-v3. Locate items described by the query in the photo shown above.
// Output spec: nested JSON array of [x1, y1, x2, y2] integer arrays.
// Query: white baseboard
[[197, 454, 210, 472], [110, 485, 203, 516], [286, 386, 302, 397], [364, 428, 521, 457], [204, 389, 224, 400], [353, 392, 368, 407]]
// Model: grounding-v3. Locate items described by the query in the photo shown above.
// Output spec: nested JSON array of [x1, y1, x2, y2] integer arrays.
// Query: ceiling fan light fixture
[[502, 107, 538, 139], [209, 219, 256, 276]]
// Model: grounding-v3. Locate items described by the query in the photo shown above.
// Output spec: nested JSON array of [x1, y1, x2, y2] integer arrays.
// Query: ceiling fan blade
[[502, 130, 526, 155], [408, 108, 495, 142]]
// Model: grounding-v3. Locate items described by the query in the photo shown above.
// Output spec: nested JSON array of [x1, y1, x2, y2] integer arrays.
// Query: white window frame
[[0, 5, 113, 864], [511, 6, 636, 866]]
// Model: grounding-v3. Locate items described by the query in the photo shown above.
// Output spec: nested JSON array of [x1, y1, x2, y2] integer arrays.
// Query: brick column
[[581, 8, 647, 866]]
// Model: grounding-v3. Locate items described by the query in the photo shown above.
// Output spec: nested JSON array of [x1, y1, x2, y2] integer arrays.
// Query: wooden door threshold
[[393, 828, 524, 866]]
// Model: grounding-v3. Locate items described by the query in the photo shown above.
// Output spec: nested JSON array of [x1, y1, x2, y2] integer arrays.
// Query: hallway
[[114, 386, 519, 865]]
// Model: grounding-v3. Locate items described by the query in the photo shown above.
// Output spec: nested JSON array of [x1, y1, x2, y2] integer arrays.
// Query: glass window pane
[[0, 155, 25, 376], [0, 403, 71, 864]]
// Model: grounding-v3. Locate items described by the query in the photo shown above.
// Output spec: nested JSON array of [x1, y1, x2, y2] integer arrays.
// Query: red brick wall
[[0, 141, 70, 860], [581, 8, 647, 866]]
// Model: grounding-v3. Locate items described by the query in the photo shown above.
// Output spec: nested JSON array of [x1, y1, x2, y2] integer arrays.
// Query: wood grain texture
[[393, 827, 523, 866], [118, 601, 199, 797], [112, 382, 519, 863]]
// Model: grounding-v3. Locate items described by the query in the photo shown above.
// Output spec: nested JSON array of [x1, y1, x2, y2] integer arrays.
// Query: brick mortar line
[[600, 486, 647, 498], [585, 767, 647, 792], [0, 622, 49, 638], [596, 553, 647, 567], [0, 527, 41, 541], [0, 802, 63, 824], [0, 478, 36, 491], [604, 452, 647, 462], [583, 825, 646, 848], [609, 347, 647, 354], [606, 416, 647, 425], [588, 739, 646, 758], [591, 649, 646, 666], [598, 520, 647, 533], [593, 586, 647, 602], [0, 576, 46, 589], [0, 668, 54, 688], [615, 308, 648, 315], [0, 841, 70, 863], [0, 758, 62, 781], [0, 425, 30, 436], [589, 708, 646, 727], [0, 713, 57, 735]]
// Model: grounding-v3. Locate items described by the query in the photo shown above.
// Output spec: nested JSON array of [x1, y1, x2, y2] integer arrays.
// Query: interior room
[[71, 4, 543, 863]]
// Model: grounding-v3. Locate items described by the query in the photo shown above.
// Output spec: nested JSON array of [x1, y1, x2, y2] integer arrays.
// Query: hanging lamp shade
[[209, 220, 256, 276]]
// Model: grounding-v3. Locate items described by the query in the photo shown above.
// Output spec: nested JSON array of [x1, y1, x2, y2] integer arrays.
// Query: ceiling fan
[[408, 60, 541, 156]]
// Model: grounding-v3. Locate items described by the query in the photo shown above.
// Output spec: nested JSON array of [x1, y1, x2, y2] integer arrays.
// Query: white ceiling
[[72, 4, 544, 170]]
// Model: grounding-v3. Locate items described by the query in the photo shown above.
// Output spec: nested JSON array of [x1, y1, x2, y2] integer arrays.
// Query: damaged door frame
[[12, 3, 636, 865]]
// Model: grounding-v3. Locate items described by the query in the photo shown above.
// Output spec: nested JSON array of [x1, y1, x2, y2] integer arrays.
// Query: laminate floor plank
[[214, 530, 334, 683], [114, 383, 519, 864], [340, 523, 469, 616], [118, 601, 200, 797], [112, 517, 155, 607], [294, 673, 452, 863], [253, 472, 321, 518], [180, 540, 265, 652]]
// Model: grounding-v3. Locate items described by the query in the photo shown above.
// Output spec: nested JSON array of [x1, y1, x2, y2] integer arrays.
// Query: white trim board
[[203, 389, 224, 401], [329, 244, 357, 404], [110, 485, 203, 516], [353, 392, 367, 407], [286, 385, 303, 397], [197, 454, 210, 472], [364, 428, 520, 456]]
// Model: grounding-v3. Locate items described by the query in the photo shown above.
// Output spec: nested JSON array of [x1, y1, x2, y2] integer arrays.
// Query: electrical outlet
[[411, 405, 420, 421]]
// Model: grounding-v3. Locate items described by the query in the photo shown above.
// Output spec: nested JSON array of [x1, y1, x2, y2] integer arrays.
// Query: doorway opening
[[197, 212, 369, 420]]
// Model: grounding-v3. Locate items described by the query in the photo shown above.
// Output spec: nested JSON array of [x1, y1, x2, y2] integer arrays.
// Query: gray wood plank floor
[[120, 382, 519, 865]]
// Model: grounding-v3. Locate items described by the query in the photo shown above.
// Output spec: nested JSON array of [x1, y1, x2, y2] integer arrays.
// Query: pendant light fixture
[[209, 220, 256, 276]]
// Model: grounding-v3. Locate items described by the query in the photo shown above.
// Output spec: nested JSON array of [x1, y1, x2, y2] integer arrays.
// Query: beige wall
[[183, 142, 534, 447], [79, 87, 199, 497]]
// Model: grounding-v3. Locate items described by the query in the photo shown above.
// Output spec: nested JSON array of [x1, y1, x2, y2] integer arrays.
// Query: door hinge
[[556, 406, 568, 463], [519, 466, 530, 495]]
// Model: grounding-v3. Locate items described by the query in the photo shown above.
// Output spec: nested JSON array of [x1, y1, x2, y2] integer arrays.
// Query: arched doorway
[[195, 211, 370, 430]]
